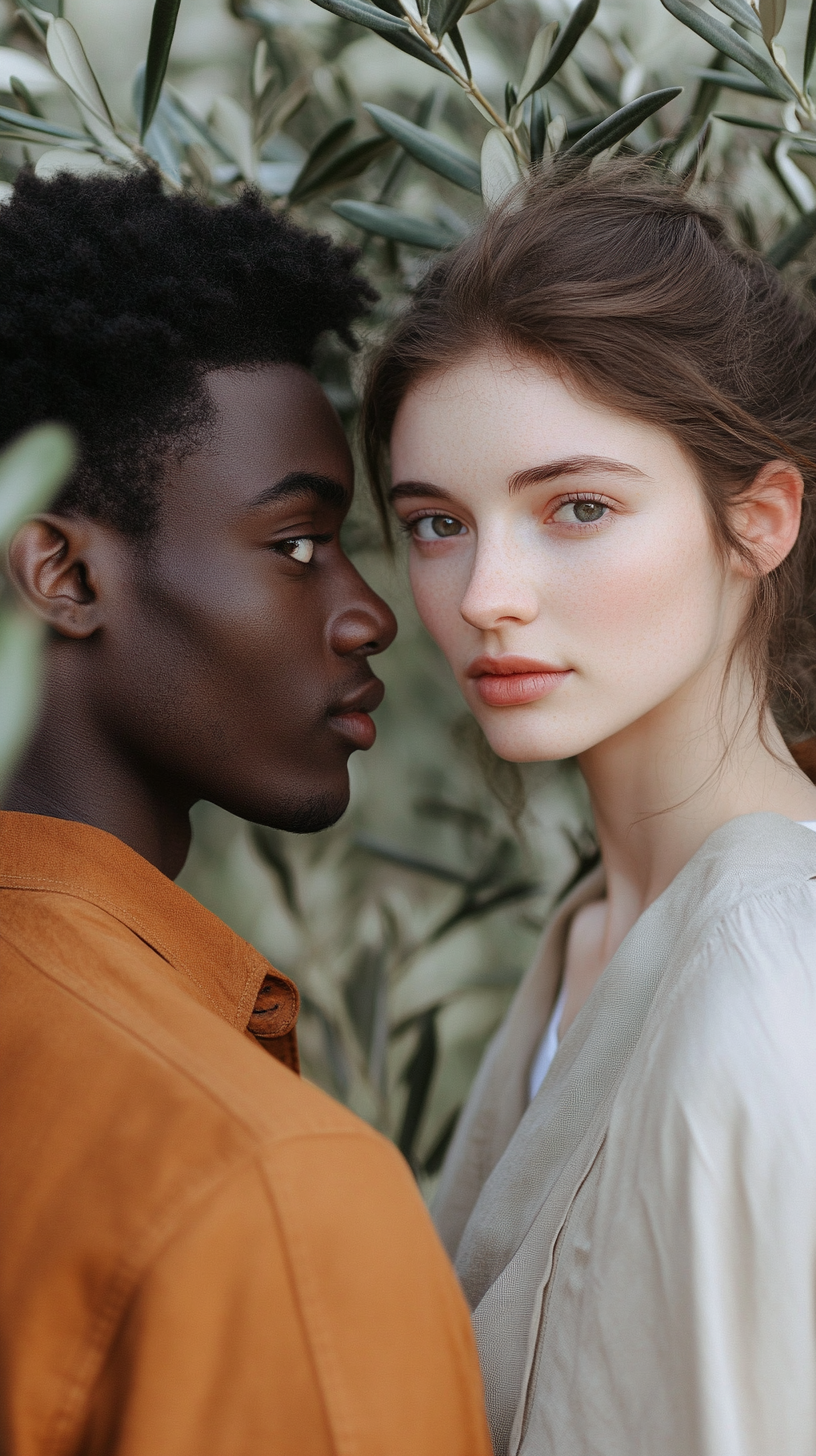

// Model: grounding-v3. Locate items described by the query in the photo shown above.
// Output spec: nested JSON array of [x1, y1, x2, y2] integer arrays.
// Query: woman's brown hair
[[362, 159, 816, 749]]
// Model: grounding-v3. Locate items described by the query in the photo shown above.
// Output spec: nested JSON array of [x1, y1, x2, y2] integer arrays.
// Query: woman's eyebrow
[[389, 480, 450, 502], [509, 456, 648, 493]]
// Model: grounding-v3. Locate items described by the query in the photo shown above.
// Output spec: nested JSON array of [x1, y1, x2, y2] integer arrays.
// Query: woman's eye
[[414, 515, 466, 540], [281, 538, 314, 563], [553, 500, 608, 525]]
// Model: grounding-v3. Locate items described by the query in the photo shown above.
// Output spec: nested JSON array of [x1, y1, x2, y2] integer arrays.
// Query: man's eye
[[414, 515, 466, 540], [552, 500, 608, 525], [281, 538, 314, 563]]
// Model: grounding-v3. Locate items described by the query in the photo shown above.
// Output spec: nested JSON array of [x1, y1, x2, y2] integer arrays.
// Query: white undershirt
[[528, 820, 816, 1102]]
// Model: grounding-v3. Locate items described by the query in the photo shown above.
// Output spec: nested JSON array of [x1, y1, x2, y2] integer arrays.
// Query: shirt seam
[[256, 1150, 489, 1456], [47, 1150, 276, 1453], [0, 876, 257, 1021], [0, 926, 369, 1155]]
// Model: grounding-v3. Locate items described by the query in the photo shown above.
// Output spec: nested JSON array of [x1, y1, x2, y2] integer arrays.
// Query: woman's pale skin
[[390, 348, 816, 1038]]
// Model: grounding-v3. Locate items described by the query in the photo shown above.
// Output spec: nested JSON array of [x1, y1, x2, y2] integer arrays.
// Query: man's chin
[[252, 786, 350, 835]]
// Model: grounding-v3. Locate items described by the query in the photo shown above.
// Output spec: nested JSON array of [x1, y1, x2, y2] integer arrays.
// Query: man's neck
[[3, 668, 193, 879]]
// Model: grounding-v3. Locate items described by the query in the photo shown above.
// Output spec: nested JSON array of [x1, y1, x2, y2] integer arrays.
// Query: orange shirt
[[0, 812, 491, 1456]]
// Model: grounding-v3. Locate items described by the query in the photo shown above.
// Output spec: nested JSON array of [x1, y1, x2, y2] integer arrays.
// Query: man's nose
[[329, 578, 398, 658]]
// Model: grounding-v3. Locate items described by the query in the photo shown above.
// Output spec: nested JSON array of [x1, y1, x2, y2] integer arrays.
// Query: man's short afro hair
[[0, 168, 377, 535]]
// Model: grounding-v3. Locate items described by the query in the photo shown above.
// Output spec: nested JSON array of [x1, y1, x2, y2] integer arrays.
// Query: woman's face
[[389, 348, 749, 763]]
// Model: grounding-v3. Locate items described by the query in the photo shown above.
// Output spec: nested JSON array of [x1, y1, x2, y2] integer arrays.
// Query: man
[[0, 171, 491, 1455]]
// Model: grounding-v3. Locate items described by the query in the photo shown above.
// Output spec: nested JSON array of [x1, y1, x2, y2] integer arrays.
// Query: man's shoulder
[[1, 881, 411, 1333], [0, 880, 378, 1154]]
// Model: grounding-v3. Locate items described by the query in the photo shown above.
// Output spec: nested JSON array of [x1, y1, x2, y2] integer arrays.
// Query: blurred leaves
[[0, 424, 75, 791], [5, 0, 816, 1180], [0, 424, 76, 543]]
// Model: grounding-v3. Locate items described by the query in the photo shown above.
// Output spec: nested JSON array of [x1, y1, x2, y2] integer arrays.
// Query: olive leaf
[[160, 85, 234, 162], [428, 0, 472, 38], [307, 0, 454, 76], [289, 134, 392, 203], [767, 203, 816, 265], [140, 0, 181, 140], [688, 66, 778, 98], [659, 0, 793, 99], [805, 0, 816, 86], [256, 73, 310, 143], [397, 1008, 438, 1169], [0, 48, 58, 98], [480, 126, 521, 207], [530, 87, 547, 163], [516, 22, 558, 105], [365, 101, 481, 193], [0, 104, 87, 141], [0, 423, 76, 544], [10, 77, 44, 117], [45, 18, 134, 162], [520, 0, 600, 101], [714, 111, 784, 129], [210, 95, 255, 181], [332, 198, 459, 248], [448, 24, 471, 78], [565, 86, 683, 159], [773, 134, 816, 211], [757, 0, 786, 47], [289, 116, 356, 198], [709, 0, 762, 34], [34, 147, 122, 178], [545, 113, 567, 154], [46, 17, 113, 126]]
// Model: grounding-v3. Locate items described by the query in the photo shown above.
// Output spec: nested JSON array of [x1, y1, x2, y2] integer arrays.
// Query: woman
[[363, 162, 816, 1456]]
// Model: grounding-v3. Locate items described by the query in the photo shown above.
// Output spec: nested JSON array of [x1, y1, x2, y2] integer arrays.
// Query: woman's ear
[[730, 460, 804, 577], [6, 514, 103, 639]]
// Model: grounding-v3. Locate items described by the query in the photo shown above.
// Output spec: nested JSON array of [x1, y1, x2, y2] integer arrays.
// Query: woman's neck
[[576, 662, 816, 969]]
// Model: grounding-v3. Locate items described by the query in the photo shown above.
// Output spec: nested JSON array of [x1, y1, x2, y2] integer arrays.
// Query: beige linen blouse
[[433, 813, 816, 1456]]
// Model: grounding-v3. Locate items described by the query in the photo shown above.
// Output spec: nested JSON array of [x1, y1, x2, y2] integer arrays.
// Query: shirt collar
[[0, 811, 299, 1066]]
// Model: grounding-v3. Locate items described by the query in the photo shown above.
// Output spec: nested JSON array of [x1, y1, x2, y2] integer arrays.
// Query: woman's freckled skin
[[389, 349, 746, 765]]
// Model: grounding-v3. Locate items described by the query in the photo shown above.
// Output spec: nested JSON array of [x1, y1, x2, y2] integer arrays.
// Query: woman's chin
[[476, 714, 596, 764]]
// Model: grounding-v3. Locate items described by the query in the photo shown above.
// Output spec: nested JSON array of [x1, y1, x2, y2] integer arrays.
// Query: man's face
[[89, 365, 396, 831]]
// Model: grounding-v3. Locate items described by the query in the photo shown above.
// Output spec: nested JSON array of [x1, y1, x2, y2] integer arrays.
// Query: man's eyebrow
[[245, 471, 350, 511], [509, 456, 647, 493]]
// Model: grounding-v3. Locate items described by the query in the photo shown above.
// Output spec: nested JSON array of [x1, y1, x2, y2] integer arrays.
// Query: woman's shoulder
[[638, 870, 816, 1139]]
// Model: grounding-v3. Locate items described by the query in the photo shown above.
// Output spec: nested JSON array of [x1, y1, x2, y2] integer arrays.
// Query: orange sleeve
[[261, 1129, 493, 1456], [83, 1138, 491, 1456]]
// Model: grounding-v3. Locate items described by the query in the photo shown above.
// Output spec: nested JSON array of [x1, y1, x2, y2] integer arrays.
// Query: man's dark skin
[[4, 365, 397, 876]]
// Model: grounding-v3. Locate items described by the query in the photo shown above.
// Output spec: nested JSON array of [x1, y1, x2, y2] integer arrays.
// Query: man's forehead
[[170, 363, 354, 513]]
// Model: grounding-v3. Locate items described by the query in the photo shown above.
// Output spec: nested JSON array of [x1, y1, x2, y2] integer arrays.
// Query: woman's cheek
[[409, 553, 464, 654]]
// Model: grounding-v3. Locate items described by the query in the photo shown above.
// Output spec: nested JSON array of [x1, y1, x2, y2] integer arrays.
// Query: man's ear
[[730, 460, 804, 577], [6, 514, 104, 639]]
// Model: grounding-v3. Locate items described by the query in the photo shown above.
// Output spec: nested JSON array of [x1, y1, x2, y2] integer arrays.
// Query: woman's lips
[[466, 655, 572, 707]]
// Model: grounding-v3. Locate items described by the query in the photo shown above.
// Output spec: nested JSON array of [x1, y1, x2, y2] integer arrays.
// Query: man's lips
[[466, 655, 573, 707], [327, 677, 385, 750]]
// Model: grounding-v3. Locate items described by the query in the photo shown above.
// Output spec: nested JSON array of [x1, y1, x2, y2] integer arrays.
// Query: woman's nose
[[459, 544, 539, 631]]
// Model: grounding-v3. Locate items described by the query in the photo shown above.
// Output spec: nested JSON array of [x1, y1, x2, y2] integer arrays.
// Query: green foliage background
[[2, 0, 815, 1187]]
